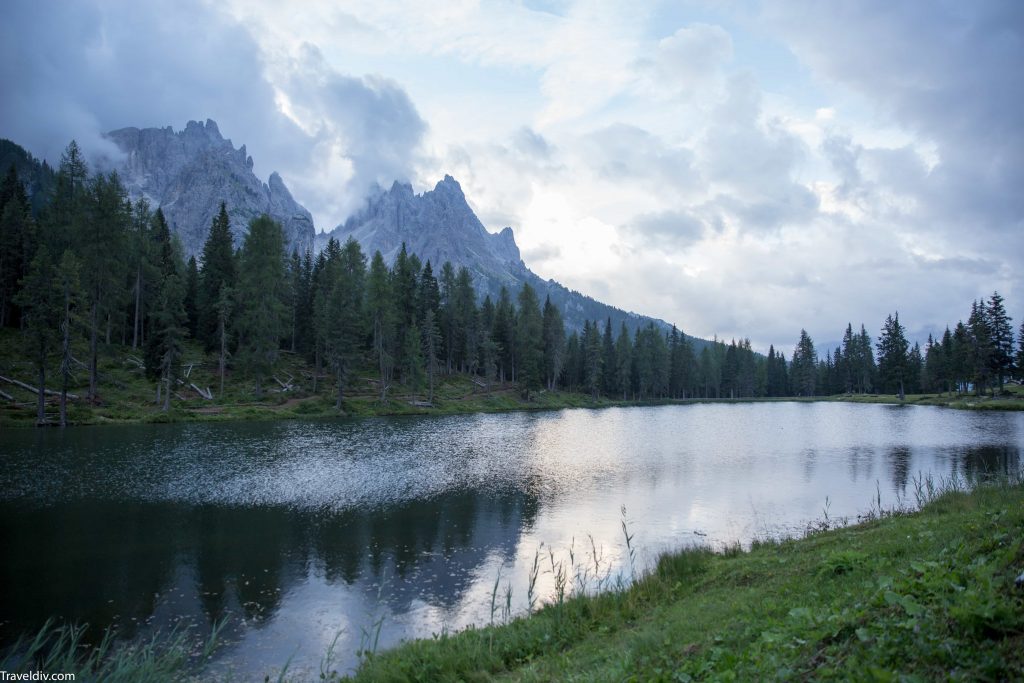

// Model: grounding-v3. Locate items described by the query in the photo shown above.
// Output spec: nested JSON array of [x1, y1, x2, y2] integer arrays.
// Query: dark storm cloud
[[768, 1, 1024, 234], [0, 0, 426, 228]]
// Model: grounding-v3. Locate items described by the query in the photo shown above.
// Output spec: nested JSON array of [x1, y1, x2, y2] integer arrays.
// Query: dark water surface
[[1, 403, 1021, 676]]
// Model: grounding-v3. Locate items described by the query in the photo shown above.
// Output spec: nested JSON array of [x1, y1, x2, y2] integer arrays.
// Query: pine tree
[[967, 301, 993, 395], [515, 282, 544, 395], [55, 250, 82, 426], [542, 297, 566, 390], [939, 327, 955, 394], [951, 322, 971, 393], [0, 166, 35, 328], [423, 308, 441, 403], [197, 203, 236, 352], [1017, 321, 1024, 381], [367, 251, 396, 402], [128, 199, 154, 349], [791, 329, 817, 396], [14, 245, 60, 424], [183, 255, 199, 338], [439, 262, 456, 374], [601, 318, 617, 396], [152, 262, 187, 412], [877, 313, 910, 399], [325, 237, 366, 408], [615, 322, 632, 399], [493, 287, 516, 382], [416, 260, 441, 329], [144, 210, 176, 382], [582, 320, 603, 398], [839, 323, 856, 393], [79, 171, 130, 400], [235, 215, 287, 399], [402, 323, 425, 393], [478, 294, 498, 381], [215, 285, 233, 398], [986, 291, 1013, 392], [452, 267, 478, 374], [293, 250, 313, 356]]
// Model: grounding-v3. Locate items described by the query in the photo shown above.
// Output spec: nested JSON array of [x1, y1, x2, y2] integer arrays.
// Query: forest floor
[[2, 328, 1022, 428]]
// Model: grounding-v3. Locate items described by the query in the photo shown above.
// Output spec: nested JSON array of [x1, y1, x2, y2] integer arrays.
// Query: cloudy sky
[[2, 1, 1021, 352]]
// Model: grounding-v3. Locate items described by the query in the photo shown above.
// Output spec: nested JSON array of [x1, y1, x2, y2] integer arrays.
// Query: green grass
[[825, 384, 1024, 411], [0, 618, 225, 683], [345, 480, 1024, 682]]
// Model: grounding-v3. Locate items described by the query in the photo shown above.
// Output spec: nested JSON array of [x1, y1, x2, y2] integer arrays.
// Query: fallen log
[[0, 388, 14, 402], [0, 375, 79, 400], [273, 376, 294, 391], [408, 400, 433, 408], [190, 383, 213, 400]]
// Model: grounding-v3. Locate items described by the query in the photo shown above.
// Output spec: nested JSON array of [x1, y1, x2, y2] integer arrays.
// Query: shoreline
[[3, 388, 1022, 430]]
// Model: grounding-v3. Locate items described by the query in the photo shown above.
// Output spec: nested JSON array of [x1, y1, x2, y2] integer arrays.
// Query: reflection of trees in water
[[956, 446, 1021, 479], [0, 489, 539, 649], [888, 447, 912, 493]]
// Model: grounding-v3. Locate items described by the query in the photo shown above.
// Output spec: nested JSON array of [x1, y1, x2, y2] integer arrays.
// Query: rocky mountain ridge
[[105, 119, 315, 257], [318, 175, 677, 337]]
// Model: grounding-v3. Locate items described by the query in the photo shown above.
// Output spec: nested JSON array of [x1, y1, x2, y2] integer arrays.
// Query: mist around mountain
[[318, 174, 696, 341], [4, 124, 703, 345]]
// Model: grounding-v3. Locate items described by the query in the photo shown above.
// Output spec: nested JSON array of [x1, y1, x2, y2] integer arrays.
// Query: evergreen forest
[[2, 143, 1023, 425]]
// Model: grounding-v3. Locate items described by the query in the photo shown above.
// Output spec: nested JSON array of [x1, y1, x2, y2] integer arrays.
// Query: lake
[[1, 402, 1021, 677]]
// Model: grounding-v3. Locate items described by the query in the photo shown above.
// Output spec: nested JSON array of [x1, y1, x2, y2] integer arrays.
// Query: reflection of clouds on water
[[1, 404, 1022, 676]]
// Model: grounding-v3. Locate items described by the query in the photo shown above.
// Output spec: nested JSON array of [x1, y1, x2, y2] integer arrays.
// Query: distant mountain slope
[[318, 175, 700, 342], [105, 119, 315, 258], [0, 139, 55, 216]]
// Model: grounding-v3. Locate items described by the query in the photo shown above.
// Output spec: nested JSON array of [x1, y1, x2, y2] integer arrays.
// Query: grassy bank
[[347, 480, 1024, 682], [823, 384, 1024, 411], [0, 328, 627, 428], [3, 328, 1023, 428]]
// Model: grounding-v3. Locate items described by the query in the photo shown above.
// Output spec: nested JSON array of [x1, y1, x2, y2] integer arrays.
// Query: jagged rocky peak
[[323, 174, 523, 283], [317, 172, 676, 338], [105, 119, 315, 258]]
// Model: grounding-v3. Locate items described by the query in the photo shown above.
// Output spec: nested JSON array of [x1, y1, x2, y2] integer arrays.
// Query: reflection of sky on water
[[0, 404, 1021, 677]]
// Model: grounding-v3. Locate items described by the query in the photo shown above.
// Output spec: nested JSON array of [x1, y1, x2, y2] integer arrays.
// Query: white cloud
[[3, 0, 1021, 352]]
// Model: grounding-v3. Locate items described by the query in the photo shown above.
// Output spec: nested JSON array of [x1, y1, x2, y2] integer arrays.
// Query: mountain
[[104, 119, 315, 258], [0, 139, 55, 216], [318, 175, 686, 339]]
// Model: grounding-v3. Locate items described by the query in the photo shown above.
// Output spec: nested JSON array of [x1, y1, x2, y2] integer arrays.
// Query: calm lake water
[[1, 402, 1021, 677]]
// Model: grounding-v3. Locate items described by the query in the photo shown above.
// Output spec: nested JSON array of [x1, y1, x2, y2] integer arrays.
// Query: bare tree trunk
[[89, 299, 98, 402], [60, 295, 71, 427], [163, 374, 171, 411], [36, 361, 46, 426], [105, 313, 111, 345], [335, 370, 344, 410], [156, 380, 161, 406], [132, 268, 142, 350], [313, 347, 320, 394], [219, 317, 227, 398], [254, 374, 262, 399]]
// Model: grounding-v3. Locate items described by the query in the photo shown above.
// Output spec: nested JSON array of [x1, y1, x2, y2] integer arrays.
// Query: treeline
[[2, 143, 1023, 426], [787, 293, 1021, 399]]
